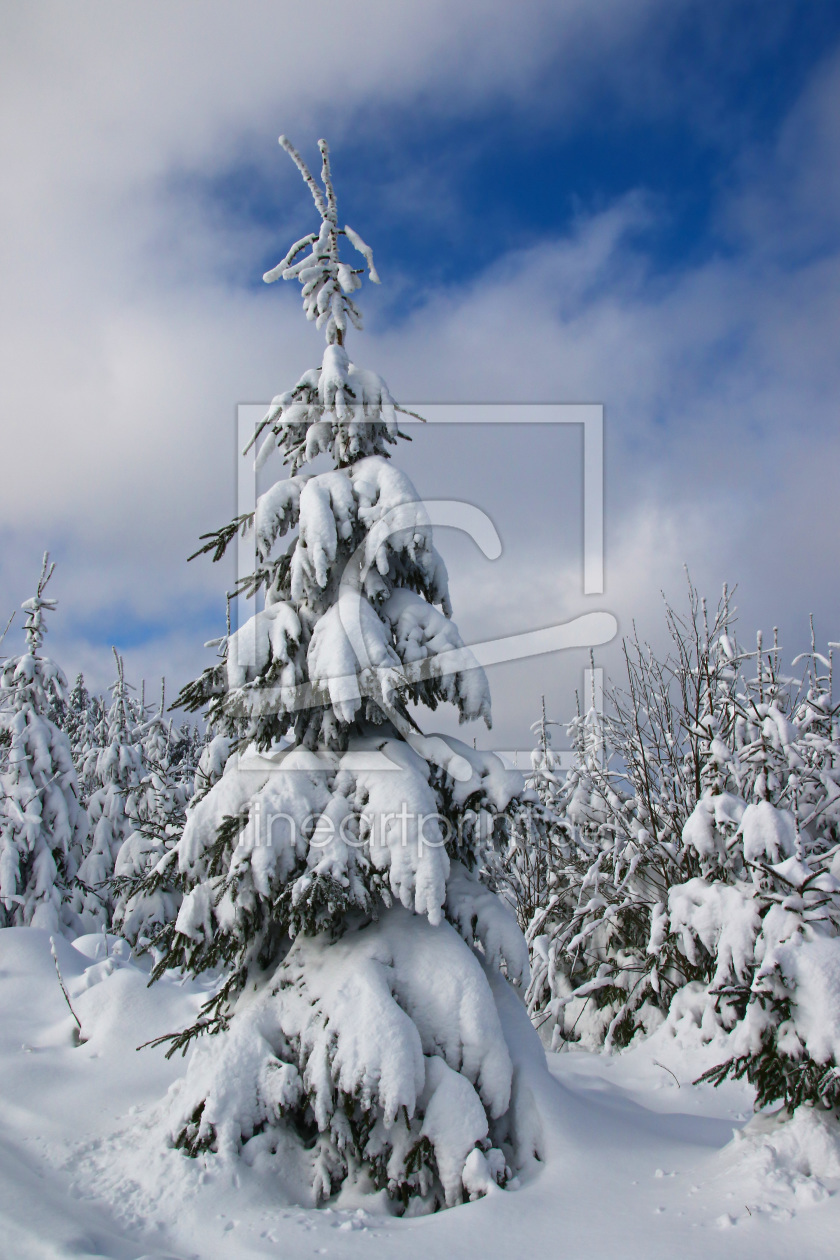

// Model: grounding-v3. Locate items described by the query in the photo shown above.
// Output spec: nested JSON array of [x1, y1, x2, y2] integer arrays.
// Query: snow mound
[[715, 1106, 840, 1217]]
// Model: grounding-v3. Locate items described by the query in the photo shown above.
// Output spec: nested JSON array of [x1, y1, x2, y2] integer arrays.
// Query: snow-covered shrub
[[645, 623, 840, 1111], [0, 555, 87, 933], [528, 582, 840, 1095], [672, 632, 840, 1109], [151, 138, 533, 1211], [688, 860, 840, 1112], [525, 647, 663, 1050]]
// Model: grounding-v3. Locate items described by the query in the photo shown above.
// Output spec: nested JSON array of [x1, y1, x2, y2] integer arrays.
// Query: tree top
[[263, 137, 380, 346]]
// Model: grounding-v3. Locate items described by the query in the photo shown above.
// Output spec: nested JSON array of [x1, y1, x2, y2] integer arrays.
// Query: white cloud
[[1, 3, 838, 748]]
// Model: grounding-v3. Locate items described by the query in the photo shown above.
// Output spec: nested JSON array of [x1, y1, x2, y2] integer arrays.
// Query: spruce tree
[[112, 681, 191, 954], [0, 555, 87, 932], [75, 650, 145, 924], [65, 673, 94, 793], [496, 697, 566, 935], [153, 138, 532, 1210]]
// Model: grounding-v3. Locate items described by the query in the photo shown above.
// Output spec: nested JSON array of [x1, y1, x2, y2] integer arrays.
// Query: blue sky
[[197, 0, 840, 291], [2, 0, 840, 748]]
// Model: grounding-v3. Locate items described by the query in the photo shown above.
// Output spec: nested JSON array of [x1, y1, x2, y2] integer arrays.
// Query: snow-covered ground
[[2, 927, 839, 1260]]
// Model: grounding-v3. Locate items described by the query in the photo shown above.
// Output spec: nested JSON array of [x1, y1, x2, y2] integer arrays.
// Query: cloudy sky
[[2, 0, 840, 751]]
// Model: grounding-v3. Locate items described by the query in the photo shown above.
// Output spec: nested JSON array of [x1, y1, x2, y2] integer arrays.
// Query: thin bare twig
[[49, 936, 83, 1036], [652, 1059, 681, 1088]]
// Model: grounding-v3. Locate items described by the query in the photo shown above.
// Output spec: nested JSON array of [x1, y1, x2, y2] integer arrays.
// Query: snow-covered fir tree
[[74, 650, 145, 925], [151, 138, 534, 1210], [495, 697, 567, 934], [528, 697, 565, 809], [65, 673, 93, 772], [0, 555, 87, 932], [525, 656, 654, 1049], [64, 671, 106, 813], [112, 680, 192, 954]]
